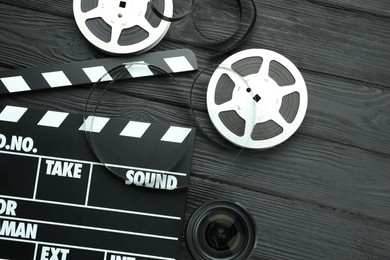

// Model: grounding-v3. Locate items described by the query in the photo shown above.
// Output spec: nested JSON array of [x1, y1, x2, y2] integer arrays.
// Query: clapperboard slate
[[0, 105, 195, 260]]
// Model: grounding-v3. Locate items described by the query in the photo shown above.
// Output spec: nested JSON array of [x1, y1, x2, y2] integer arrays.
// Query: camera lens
[[186, 200, 257, 260]]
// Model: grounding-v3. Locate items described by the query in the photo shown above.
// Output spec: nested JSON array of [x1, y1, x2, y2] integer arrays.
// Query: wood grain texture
[[0, 0, 389, 259], [305, 0, 390, 18]]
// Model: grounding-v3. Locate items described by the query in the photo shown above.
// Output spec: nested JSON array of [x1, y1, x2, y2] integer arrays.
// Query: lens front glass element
[[186, 200, 257, 260], [199, 209, 247, 258]]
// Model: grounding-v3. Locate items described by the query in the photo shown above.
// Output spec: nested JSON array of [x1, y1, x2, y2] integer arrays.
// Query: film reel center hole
[[253, 94, 261, 103], [246, 88, 251, 93], [118, 13, 123, 18], [119, 1, 126, 8]]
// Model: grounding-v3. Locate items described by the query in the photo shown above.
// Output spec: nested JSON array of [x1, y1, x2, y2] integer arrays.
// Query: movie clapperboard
[[0, 101, 195, 259]]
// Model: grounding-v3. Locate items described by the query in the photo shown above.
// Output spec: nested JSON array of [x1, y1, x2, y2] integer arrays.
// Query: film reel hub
[[232, 74, 283, 124], [98, 0, 148, 27], [207, 49, 308, 149], [74, 0, 173, 54]]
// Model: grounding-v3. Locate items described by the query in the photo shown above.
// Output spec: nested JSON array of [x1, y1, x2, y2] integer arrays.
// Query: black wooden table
[[0, 0, 389, 259]]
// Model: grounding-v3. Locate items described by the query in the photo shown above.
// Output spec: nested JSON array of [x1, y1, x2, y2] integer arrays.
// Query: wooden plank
[[0, 4, 100, 68], [300, 71, 390, 155], [191, 132, 390, 222], [0, 0, 73, 18], [306, 0, 390, 18], [181, 177, 390, 260]]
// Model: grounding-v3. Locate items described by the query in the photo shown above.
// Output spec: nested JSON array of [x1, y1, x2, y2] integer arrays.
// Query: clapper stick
[[0, 49, 197, 94]]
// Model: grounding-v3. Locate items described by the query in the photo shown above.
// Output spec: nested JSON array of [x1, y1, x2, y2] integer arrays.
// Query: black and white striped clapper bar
[[0, 49, 197, 94], [0, 105, 195, 260]]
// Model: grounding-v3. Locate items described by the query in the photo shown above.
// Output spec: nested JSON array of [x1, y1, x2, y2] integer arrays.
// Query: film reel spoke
[[272, 112, 289, 130], [215, 100, 236, 113], [279, 84, 299, 97], [82, 7, 102, 20], [109, 25, 122, 44], [109, 25, 123, 44], [138, 17, 156, 35], [220, 65, 248, 87], [279, 78, 305, 98], [243, 118, 256, 140], [257, 58, 271, 80]]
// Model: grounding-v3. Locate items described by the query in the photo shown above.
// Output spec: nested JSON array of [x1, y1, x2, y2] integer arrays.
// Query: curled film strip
[[150, 0, 257, 55], [83, 62, 195, 191], [73, 0, 257, 55], [205, 49, 308, 149], [73, 0, 173, 54]]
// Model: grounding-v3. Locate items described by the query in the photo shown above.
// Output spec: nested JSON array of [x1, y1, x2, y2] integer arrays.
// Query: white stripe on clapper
[[42, 71, 72, 88], [79, 116, 110, 133], [83, 66, 113, 82], [0, 76, 31, 93], [164, 56, 194, 73], [37, 111, 69, 128], [161, 126, 192, 143], [0, 105, 28, 122], [120, 121, 151, 138], [125, 62, 154, 77]]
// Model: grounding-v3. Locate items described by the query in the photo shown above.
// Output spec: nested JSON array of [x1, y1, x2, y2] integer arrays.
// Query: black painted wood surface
[[0, 0, 389, 259]]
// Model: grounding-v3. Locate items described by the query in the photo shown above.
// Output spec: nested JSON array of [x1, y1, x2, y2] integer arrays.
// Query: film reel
[[73, 0, 173, 54], [207, 49, 308, 149]]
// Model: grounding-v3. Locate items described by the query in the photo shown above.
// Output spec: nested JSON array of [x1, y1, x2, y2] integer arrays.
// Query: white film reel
[[73, 0, 173, 54], [207, 49, 308, 149]]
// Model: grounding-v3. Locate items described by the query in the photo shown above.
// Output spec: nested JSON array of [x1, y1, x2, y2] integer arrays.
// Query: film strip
[[0, 49, 197, 94], [83, 62, 195, 189], [150, 0, 257, 55], [0, 105, 195, 259]]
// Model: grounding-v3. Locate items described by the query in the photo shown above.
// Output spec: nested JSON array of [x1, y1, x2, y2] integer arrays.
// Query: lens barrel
[[186, 200, 257, 260]]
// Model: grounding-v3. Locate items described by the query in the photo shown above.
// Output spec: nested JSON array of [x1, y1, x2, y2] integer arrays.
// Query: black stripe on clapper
[[0, 49, 198, 94]]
